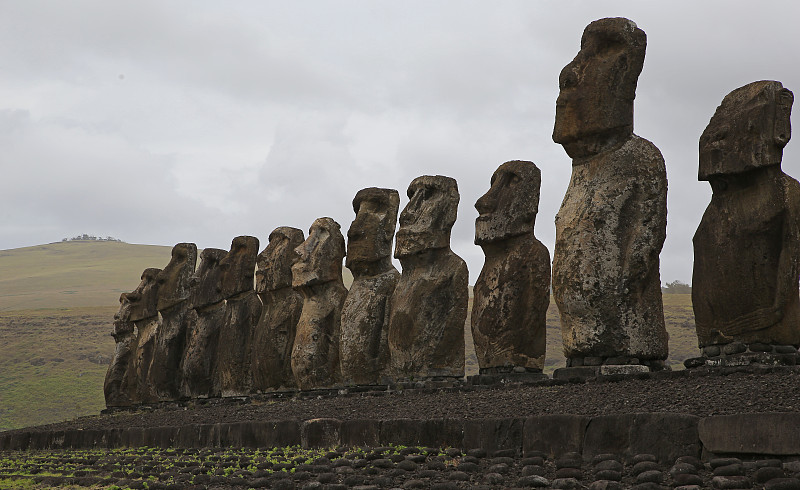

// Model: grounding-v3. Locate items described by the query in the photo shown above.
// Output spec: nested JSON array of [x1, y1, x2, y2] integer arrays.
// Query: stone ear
[[774, 88, 793, 147]]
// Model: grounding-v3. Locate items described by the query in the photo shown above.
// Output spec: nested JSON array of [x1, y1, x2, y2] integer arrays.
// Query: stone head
[[256, 227, 305, 293], [475, 160, 541, 245], [292, 217, 346, 288], [156, 243, 197, 312], [346, 187, 400, 270], [113, 292, 135, 336], [128, 267, 162, 322], [395, 175, 459, 258], [699, 80, 793, 182], [219, 236, 259, 299], [191, 248, 228, 308], [553, 17, 646, 158]]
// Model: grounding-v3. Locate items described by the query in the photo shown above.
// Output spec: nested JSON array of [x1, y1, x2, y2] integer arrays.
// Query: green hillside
[[0, 240, 355, 311], [0, 241, 174, 311], [0, 241, 700, 431]]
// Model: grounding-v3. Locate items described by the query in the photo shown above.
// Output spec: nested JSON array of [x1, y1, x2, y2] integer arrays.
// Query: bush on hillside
[[61, 234, 123, 243]]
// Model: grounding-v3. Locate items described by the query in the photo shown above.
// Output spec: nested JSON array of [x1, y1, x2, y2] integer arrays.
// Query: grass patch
[[0, 307, 115, 431], [0, 241, 173, 312]]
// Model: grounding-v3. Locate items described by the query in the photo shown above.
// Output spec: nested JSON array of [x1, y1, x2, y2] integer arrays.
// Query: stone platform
[[5, 412, 800, 464], [684, 343, 799, 369]]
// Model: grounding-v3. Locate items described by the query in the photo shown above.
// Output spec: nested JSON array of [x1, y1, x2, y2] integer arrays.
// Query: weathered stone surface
[[291, 218, 347, 389], [104, 293, 137, 407], [472, 161, 550, 372], [215, 236, 260, 397], [552, 18, 668, 363], [693, 80, 800, 347], [699, 413, 800, 456], [150, 243, 197, 401], [379, 419, 464, 448], [340, 419, 382, 447], [252, 227, 305, 391], [128, 268, 161, 404], [598, 365, 650, 376], [302, 418, 342, 448], [388, 175, 468, 379], [181, 248, 227, 398], [523, 415, 588, 458], [463, 418, 523, 455], [583, 413, 700, 463], [341, 188, 401, 385]]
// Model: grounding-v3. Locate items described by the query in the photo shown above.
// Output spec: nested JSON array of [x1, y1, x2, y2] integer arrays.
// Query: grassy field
[[0, 241, 174, 311], [0, 241, 699, 431], [0, 307, 116, 431]]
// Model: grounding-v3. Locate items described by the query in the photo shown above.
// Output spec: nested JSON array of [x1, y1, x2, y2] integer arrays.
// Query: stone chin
[[394, 230, 447, 258], [345, 240, 388, 268], [291, 263, 323, 288], [474, 216, 529, 246]]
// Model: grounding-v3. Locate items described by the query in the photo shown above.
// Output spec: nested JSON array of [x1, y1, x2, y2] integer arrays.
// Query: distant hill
[[0, 241, 174, 311], [0, 240, 356, 312]]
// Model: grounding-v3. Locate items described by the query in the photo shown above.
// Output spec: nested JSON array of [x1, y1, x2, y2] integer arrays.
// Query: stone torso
[[252, 286, 303, 391], [133, 317, 160, 403], [214, 290, 261, 397], [104, 323, 137, 407], [340, 268, 400, 385], [472, 234, 550, 371], [181, 301, 225, 398], [553, 135, 668, 360], [693, 169, 800, 346], [388, 250, 468, 378], [291, 281, 348, 389], [149, 303, 191, 401]]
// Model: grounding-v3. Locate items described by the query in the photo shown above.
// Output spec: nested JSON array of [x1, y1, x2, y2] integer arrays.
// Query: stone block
[[599, 365, 650, 376], [302, 418, 342, 448], [2, 431, 30, 451], [28, 430, 55, 450], [699, 413, 800, 456], [583, 413, 700, 463], [553, 367, 599, 381], [63, 429, 105, 448], [141, 426, 178, 448], [379, 419, 463, 448], [174, 424, 210, 448], [523, 415, 589, 458], [463, 418, 523, 455], [341, 419, 381, 447]]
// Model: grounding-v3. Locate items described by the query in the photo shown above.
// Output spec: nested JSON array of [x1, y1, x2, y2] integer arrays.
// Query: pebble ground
[[14, 368, 800, 434]]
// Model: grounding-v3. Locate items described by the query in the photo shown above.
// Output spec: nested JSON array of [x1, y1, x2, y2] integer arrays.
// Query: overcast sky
[[2, 1, 799, 284]]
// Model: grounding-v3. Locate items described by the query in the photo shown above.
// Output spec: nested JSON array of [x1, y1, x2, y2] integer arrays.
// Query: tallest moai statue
[[552, 18, 668, 368]]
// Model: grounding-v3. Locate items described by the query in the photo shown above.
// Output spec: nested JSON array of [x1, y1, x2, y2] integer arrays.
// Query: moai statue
[[693, 81, 800, 355], [552, 18, 668, 369], [388, 175, 468, 379], [251, 227, 305, 391], [341, 188, 401, 385], [128, 267, 161, 403], [104, 292, 137, 407], [214, 236, 261, 397], [150, 243, 197, 401], [291, 217, 348, 389], [472, 161, 551, 374], [181, 248, 228, 398]]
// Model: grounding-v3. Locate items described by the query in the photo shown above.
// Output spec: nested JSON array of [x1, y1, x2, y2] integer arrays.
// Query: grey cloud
[[2, 1, 800, 287]]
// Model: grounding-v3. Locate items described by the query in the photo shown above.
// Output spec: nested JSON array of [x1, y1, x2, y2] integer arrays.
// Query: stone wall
[[3, 413, 800, 462]]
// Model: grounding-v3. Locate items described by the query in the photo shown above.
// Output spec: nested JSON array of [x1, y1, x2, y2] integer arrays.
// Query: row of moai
[[105, 17, 800, 406]]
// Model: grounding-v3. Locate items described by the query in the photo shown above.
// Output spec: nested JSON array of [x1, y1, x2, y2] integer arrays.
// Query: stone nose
[[475, 188, 497, 215], [558, 62, 579, 91]]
